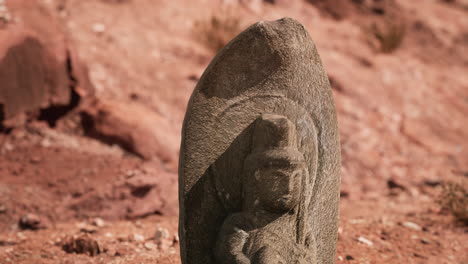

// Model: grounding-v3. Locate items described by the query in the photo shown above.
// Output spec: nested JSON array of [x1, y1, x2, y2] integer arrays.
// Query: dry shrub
[[194, 8, 243, 53], [369, 19, 406, 53], [438, 181, 468, 225]]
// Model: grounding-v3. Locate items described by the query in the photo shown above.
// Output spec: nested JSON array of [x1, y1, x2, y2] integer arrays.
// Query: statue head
[[244, 114, 307, 213]]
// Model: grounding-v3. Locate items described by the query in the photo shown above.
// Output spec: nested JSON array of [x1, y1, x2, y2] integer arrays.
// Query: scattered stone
[[3, 142, 14, 151], [130, 184, 154, 198], [134, 221, 143, 228], [387, 178, 406, 190], [0, 205, 6, 214], [19, 214, 43, 230], [346, 255, 354, 260], [117, 235, 128, 242], [129, 92, 140, 100], [0, 239, 17, 246], [16, 232, 27, 241], [78, 223, 98, 234], [357, 236, 374, 246], [91, 217, 105, 227], [340, 190, 350, 198], [179, 18, 341, 264], [144, 241, 157, 250], [420, 238, 430, 244], [188, 74, 199, 81], [0, 0, 11, 24], [62, 235, 100, 256], [413, 252, 427, 259], [40, 138, 52, 148], [110, 244, 134, 256], [159, 239, 173, 251], [91, 22, 106, 34], [402, 221, 422, 231], [154, 227, 170, 241], [338, 227, 343, 234], [153, 227, 173, 250], [131, 233, 145, 242], [125, 170, 137, 178], [423, 179, 441, 187], [380, 230, 390, 240], [349, 218, 366, 224], [30, 156, 41, 164]]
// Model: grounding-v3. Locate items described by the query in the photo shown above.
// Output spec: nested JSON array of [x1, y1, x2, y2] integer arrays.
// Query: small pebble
[[357, 236, 373, 246], [40, 139, 52, 147], [132, 233, 145, 242], [402, 221, 422, 231], [62, 235, 100, 256], [144, 241, 157, 250], [19, 214, 43, 230], [420, 238, 430, 244], [91, 218, 105, 227], [154, 227, 170, 241], [30, 156, 41, 164], [3, 142, 14, 151], [79, 224, 98, 234], [92, 23, 106, 34]]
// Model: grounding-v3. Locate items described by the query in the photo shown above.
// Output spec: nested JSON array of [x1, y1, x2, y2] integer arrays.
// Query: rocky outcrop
[[0, 0, 93, 127], [82, 100, 179, 168]]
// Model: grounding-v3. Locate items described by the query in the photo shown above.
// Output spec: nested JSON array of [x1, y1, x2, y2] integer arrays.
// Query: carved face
[[254, 163, 304, 213]]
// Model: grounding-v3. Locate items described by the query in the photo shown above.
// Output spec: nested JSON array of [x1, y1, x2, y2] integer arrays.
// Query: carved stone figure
[[214, 114, 316, 264], [179, 18, 341, 264]]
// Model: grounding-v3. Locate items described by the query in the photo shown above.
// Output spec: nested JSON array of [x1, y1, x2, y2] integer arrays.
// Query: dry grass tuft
[[369, 19, 406, 53], [193, 8, 244, 53], [438, 181, 468, 225]]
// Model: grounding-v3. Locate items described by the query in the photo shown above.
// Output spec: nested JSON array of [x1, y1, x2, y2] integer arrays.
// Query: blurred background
[[0, 0, 467, 263]]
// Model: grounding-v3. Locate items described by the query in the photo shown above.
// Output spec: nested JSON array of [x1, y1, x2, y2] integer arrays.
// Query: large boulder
[[82, 99, 179, 169]]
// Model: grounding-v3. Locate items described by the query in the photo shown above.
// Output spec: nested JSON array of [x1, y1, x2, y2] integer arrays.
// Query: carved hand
[[253, 246, 286, 264]]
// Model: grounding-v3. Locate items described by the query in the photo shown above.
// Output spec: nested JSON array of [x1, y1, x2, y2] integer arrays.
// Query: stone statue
[[214, 114, 316, 264], [179, 18, 341, 264]]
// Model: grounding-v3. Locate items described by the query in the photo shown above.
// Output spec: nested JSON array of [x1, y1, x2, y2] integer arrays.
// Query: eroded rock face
[[179, 18, 341, 264], [0, 0, 93, 127]]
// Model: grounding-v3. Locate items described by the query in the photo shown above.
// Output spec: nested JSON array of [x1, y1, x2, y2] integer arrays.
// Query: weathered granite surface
[[179, 17, 341, 264]]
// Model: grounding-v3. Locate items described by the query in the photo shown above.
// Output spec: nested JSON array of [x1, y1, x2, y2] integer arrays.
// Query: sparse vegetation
[[438, 181, 468, 225], [193, 8, 244, 53], [369, 19, 406, 53]]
